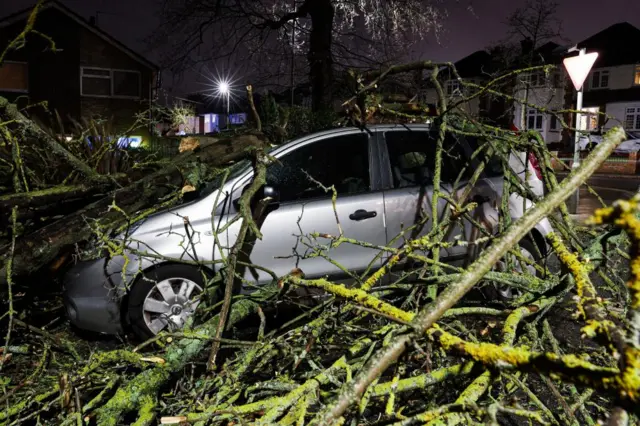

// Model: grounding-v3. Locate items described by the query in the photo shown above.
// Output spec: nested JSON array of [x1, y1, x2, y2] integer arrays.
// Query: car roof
[[290, 124, 433, 140], [269, 124, 434, 154]]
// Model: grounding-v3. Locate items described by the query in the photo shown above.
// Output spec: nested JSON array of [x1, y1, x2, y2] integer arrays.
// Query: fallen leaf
[[181, 185, 196, 194], [0, 353, 12, 366], [179, 137, 200, 153], [160, 416, 188, 424], [140, 356, 166, 365]]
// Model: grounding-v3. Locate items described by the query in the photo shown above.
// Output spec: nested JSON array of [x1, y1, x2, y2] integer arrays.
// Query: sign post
[[563, 48, 598, 214]]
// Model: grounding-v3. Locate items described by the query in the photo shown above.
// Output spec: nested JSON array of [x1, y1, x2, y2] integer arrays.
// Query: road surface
[[555, 173, 639, 221]]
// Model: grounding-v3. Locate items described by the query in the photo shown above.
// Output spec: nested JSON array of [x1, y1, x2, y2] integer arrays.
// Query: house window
[[625, 107, 640, 130], [550, 115, 558, 130], [0, 62, 28, 92], [81, 67, 141, 98], [526, 109, 543, 130], [527, 70, 546, 87], [446, 80, 461, 95], [634, 65, 640, 86], [591, 70, 609, 89]]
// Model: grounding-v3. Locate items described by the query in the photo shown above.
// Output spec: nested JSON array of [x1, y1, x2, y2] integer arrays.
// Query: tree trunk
[[307, 0, 334, 112], [0, 134, 267, 283]]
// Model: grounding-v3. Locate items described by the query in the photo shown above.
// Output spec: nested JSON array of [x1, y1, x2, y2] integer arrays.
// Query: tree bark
[[0, 97, 110, 184], [0, 134, 267, 283], [307, 0, 334, 112]]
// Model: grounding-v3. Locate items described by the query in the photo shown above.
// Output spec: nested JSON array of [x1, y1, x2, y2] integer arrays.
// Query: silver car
[[63, 124, 554, 339]]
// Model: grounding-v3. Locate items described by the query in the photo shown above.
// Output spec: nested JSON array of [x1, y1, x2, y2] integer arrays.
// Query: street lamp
[[218, 81, 230, 129], [563, 46, 598, 214]]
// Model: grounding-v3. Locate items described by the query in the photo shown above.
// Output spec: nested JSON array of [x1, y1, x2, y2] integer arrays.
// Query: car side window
[[384, 131, 472, 188], [266, 133, 371, 203], [465, 136, 503, 177]]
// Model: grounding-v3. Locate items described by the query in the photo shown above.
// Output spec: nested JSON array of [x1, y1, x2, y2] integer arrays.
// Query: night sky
[[2, 0, 640, 96]]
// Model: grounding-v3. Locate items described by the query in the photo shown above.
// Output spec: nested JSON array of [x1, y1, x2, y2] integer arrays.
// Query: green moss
[[287, 276, 414, 323], [131, 394, 157, 426]]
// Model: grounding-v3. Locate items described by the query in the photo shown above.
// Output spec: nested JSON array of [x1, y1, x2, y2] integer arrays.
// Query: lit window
[[230, 113, 247, 124], [634, 65, 640, 86], [591, 70, 609, 89], [526, 108, 543, 130], [81, 67, 141, 98], [0, 62, 28, 92], [625, 107, 640, 130]]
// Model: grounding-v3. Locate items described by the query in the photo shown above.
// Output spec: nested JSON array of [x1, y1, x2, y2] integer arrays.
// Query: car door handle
[[349, 209, 377, 221]]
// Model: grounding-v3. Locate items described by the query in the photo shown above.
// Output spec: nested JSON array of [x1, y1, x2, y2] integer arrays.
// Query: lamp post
[[563, 47, 598, 214], [219, 81, 230, 129]]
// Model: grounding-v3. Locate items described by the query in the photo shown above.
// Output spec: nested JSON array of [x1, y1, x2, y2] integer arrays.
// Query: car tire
[[127, 264, 218, 340], [482, 237, 542, 303], [586, 142, 598, 152]]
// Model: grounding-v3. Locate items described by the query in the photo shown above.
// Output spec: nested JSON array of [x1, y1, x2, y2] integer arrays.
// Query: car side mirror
[[263, 185, 280, 203], [232, 185, 280, 211]]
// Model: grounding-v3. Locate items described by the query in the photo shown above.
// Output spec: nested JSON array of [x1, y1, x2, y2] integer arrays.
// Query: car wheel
[[484, 238, 541, 302], [128, 264, 214, 340], [586, 142, 598, 152]]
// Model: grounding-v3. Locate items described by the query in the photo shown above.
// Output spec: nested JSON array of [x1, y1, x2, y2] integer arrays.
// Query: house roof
[[0, 0, 158, 70], [533, 41, 563, 64], [454, 50, 493, 78], [576, 22, 640, 67]]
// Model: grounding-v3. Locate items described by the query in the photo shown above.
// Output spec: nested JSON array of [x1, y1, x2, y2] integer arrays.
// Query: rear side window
[[266, 133, 370, 202], [465, 136, 504, 178], [384, 131, 472, 188]]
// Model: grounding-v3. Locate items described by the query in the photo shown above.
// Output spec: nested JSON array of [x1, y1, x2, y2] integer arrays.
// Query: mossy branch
[[314, 127, 627, 425]]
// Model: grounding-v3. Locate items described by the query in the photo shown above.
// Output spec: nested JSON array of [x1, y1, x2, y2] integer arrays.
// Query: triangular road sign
[[563, 52, 599, 91]]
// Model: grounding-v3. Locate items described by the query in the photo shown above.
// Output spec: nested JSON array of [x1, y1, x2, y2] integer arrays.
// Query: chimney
[[520, 37, 533, 55], [89, 16, 96, 26]]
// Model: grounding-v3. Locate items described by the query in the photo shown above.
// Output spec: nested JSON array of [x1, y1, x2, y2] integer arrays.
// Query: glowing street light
[[218, 81, 230, 129]]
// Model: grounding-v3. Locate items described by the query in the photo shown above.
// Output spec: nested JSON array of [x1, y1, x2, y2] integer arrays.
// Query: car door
[[379, 129, 491, 263], [225, 130, 387, 285]]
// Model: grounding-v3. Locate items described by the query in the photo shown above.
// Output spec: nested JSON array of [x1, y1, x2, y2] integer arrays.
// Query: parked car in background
[[63, 125, 553, 339], [578, 130, 640, 152]]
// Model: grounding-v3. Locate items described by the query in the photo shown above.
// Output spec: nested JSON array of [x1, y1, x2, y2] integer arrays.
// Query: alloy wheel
[[142, 278, 203, 334]]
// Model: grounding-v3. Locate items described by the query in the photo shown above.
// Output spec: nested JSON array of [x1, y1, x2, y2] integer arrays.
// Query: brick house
[[420, 50, 494, 119], [511, 41, 567, 144], [0, 0, 159, 141], [576, 22, 640, 133]]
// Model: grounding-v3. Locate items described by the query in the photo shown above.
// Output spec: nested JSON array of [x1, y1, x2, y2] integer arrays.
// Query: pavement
[[555, 173, 640, 223]]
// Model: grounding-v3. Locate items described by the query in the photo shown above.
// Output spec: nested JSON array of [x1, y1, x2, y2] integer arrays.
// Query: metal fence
[[148, 137, 181, 157]]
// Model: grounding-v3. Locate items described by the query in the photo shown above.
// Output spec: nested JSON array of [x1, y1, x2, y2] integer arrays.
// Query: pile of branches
[[2, 13, 640, 426]]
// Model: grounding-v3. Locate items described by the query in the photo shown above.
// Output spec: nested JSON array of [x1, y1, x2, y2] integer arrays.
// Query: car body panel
[[578, 131, 640, 152], [63, 124, 555, 335], [223, 192, 387, 283]]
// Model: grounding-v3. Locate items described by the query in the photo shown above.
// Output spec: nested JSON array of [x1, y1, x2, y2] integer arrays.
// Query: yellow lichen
[[287, 276, 414, 323], [587, 196, 640, 313], [617, 347, 640, 401], [547, 232, 597, 319]]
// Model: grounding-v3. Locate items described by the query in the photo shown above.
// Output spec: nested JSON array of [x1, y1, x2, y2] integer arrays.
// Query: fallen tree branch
[[0, 134, 267, 282], [314, 126, 627, 425]]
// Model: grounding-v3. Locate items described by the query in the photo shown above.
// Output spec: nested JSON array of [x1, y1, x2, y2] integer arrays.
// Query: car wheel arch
[[119, 261, 217, 331]]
